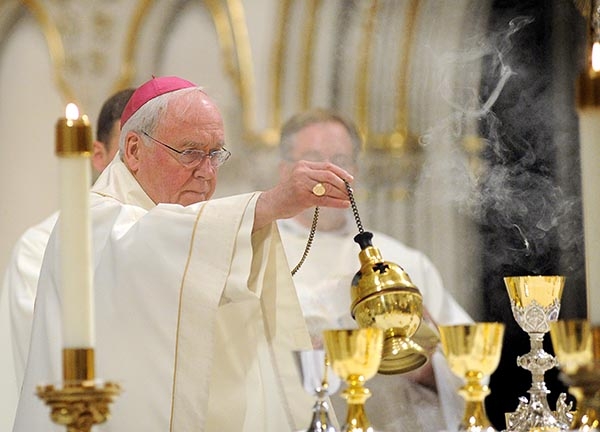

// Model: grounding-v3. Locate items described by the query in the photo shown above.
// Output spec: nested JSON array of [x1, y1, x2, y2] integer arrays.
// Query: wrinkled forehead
[[158, 91, 225, 136], [292, 121, 354, 154]]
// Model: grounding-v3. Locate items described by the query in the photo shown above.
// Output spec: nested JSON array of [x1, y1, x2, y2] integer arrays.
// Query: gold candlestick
[[549, 319, 600, 430], [38, 105, 120, 431], [36, 348, 120, 432]]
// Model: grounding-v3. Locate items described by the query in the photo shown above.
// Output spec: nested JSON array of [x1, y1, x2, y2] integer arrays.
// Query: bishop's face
[[126, 90, 225, 206]]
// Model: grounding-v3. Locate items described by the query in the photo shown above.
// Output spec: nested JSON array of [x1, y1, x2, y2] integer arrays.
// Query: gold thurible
[[350, 231, 432, 374]]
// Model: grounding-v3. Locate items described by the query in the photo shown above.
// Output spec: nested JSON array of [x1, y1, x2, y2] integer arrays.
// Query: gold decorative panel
[[10, 0, 479, 191]]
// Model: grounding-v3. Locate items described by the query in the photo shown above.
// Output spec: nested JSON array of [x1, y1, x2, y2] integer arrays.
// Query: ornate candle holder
[[439, 322, 505, 432], [549, 319, 600, 431], [294, 349, 341, 432], [36, 348, 120, 432], [323, 328, 384, 432], [503, 275, 572, 432]]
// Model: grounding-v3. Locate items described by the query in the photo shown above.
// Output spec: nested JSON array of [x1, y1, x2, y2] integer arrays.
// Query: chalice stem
[[521, 334, 555, 410], [460, 402, 493, 431], [305, 399, 336, 432], [342, 384, 373, 432], [459, 377, 494, 432], [343, 403, 372, 432]]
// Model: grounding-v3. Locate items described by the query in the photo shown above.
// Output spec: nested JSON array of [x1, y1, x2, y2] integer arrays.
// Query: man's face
[[280, 120, 358, 230], [125, 91, 225, 206], [284, 120, 357, 175]]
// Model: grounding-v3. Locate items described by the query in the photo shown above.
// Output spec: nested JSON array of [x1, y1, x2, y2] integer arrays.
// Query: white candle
[[56, 103, 94, 347], [579, 107, 600, 325]]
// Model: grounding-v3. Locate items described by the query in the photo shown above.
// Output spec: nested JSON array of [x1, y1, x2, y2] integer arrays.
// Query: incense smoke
[[418, 14, 583, 275]]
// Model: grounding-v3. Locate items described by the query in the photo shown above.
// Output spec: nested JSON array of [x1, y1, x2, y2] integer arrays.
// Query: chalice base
[[459, 398, 496, 432], [36, 380, 121, 432], [561, 369, 600, 430], [504, 392, 573, 432], [342, 403, 374, 432]]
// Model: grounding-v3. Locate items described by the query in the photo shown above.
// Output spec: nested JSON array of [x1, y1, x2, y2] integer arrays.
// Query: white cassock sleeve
[[13, 193, 313, 432]]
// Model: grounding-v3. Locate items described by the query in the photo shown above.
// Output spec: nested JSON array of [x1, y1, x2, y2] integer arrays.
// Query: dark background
[[478, 0, 588, 428]]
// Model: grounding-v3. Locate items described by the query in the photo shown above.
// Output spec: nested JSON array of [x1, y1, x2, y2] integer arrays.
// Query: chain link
[[291, 179, 365, 276], [291, 206, 319, 276], [344, 179, 364, 234]]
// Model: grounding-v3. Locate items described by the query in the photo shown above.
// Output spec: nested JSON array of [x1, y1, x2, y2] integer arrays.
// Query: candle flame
[[65, 103, 80, 121], [592, 42, 600, 72]]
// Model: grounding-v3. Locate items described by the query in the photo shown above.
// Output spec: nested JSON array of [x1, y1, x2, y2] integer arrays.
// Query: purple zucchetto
[[120, 76, 197, 127]]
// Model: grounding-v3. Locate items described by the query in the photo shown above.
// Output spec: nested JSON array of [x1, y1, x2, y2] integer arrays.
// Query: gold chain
[[291, 206, 319, 276], [291, 180, 362, 275]]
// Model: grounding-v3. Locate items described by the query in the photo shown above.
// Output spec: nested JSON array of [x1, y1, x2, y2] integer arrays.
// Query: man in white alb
[[276, 108, 473, 431], [0, 88, 133, 432], [13, 77, 356, 431]]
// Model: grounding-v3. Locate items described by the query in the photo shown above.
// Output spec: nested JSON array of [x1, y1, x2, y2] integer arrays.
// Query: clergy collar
[[91, 156, 156, 210]]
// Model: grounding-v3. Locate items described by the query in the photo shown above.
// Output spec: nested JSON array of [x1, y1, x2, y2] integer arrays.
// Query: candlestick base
[[36, 380, 121, 432], [37, 348, 120, 431]]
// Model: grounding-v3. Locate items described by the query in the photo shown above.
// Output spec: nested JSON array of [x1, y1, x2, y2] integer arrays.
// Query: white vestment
[[277, 218, 473, 432], [13, 158, 315, 432], [0, 212, 57, 432]]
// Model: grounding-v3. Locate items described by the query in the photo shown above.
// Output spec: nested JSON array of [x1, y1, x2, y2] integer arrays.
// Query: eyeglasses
[[142, 131, 231, 168]]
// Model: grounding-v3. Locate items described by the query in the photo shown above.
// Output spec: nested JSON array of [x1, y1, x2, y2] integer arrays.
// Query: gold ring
[[312, 183, 326, 197]]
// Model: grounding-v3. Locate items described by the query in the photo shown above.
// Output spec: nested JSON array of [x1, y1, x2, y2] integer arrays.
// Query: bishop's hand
[[254, 160, 353, 231]]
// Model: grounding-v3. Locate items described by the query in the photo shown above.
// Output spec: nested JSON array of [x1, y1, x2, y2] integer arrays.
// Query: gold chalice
[[504, 275, 572, 432], [439, 322, 505, 432], [323, 328, 384, 432], [549, 319, 600, 430]]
